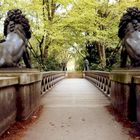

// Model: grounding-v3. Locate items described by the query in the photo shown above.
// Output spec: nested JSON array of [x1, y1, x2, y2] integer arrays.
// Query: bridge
[[0, 70, 140, 139]]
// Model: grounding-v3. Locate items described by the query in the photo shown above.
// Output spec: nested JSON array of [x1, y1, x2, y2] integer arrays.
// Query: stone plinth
[[0, 77, 18, 136], [16, 73, 42, 120], [110, 70, 140, 121], [0, 69, 42, 120], [133, 76, 140, 123]]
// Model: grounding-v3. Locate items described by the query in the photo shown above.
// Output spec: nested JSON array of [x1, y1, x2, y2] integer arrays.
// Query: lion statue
[[0, 9, 31, 68], [118, 7, 140, 67]]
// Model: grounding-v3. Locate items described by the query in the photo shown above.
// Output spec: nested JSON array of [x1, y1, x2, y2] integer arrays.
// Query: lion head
[[118, 7, 140, 39], [4, 9, 31, 39]]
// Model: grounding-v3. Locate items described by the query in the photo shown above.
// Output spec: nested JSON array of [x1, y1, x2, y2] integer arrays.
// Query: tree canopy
[[0, 0, 140, 70]]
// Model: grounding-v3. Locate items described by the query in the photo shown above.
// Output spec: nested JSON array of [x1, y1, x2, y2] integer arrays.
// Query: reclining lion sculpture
[[0, 9, 31, 68], [118, 7, 140, 67]]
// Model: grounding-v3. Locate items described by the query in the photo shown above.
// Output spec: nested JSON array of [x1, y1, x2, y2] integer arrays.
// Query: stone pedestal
[[110, 69, 140, 121], [0, 77, 18, 136], [16, 73, 42, 120], [133, 76, 140, 123], [0, 69, 42, 120]]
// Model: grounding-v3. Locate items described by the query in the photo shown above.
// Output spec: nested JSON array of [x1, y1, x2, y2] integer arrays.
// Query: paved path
[[22, 79, 131, 140]]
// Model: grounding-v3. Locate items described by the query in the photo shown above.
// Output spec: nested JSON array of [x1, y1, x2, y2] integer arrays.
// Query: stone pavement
[[21, 79, 131, 140]]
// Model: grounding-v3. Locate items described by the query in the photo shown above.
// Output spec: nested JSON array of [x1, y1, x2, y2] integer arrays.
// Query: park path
[[21, 79, 131, 140]]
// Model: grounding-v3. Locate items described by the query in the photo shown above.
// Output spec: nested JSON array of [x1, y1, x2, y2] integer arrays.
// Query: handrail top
[[83, 71, 110, 77]]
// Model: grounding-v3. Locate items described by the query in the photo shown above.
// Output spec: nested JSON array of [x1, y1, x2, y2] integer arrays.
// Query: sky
[[109, 0, 116, 3]]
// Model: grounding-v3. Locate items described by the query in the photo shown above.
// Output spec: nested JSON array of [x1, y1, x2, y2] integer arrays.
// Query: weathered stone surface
[[111, 81, 131, 118], [84, 71, 110, 97], [135, 85, 140, 122], [110, 69, 140, 83], [18, 73, 42, 85], [0, 77, 18, 136], [110, 70, 139, 120], [133, 76, 140, 123], [0, 68, 39, 73], [16, 81, 41, 120], [0, 69, 42, 120], [67, 71, 83, 78], [0, 77, 18, 87], [0, 69, 65, 136], [41, 71, 65, 96]]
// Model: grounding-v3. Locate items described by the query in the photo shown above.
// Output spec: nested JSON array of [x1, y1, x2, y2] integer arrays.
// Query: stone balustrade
[[41, 71, 66, 95], [0, 69, 42, 121], [133, 76, 140, 123], [2, 68, 140, 135], [0, 69, 65, 136], [84, 70, 140, 123], [84, 71, 111, 98], [0, 77, 18, 136], [110, 70, 140, 121]]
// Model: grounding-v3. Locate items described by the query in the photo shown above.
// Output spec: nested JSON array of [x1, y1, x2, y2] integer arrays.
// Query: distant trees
[[1, 0, 140, 70]]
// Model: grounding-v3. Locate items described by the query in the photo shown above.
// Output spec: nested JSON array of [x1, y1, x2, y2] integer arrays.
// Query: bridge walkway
[[21, 79, 130, 140]]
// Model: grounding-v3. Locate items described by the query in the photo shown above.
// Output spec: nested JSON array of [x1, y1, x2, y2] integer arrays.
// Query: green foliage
[[0, 0, 140, 70], [43, 56, 62, 71], [90, 63, 105, 71]]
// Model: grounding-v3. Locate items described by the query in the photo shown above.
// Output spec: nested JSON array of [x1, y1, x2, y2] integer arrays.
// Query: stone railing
[[41, 71, 66, 96], [0, 77, 18, 136], [0, 71, 42, 136], [110, 70, 140, 122], [84, 71, 111, 98], [133, 76, 140, 123], [84, 70, 140, 123], [0, 70, 65, 136]]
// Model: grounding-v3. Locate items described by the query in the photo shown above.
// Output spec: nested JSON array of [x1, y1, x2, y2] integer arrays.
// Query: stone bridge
[[0, 69, 140, 139]]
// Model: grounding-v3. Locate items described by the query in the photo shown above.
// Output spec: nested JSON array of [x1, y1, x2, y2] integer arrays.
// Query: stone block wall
[[84, 70, 140, 122], [0, 77, 18, 136], [0, 69, 65, 136], [0, 70, 42, 136], [16, 73, 42, 120], [133, 76, 140, 123], [110, 70, 140, 121]]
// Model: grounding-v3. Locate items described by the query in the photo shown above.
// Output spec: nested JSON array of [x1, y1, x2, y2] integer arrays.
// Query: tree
[[1, 0, 140, 70]]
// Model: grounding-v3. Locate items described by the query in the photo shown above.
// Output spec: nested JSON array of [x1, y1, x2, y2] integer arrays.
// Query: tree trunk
[[41, 0, 57, 60], [43, 45, 49, 60], [97, 42, 106, 69]]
